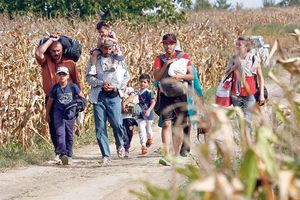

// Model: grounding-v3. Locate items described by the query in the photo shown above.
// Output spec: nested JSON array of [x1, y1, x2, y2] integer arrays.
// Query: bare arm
[[173, 64, 194, 81], [256, 64, 265, 103], [35, 34, 59, 61], [45, 98, 53, 123], [154, 58, 176, 81]]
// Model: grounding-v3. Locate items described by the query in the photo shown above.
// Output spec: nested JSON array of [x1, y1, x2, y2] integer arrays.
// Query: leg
[[172, 125, 184, 156], [93, 101, 111, 158], [53, 109, 67, 156], [180, 124, 191, 156], [161, 120, 172, 156], [123, 119, 130, 151], [106, 95, 124, 149], [138, 119, 147, 147], [64, 118, 76, 157], [145, 120, 153, 140]]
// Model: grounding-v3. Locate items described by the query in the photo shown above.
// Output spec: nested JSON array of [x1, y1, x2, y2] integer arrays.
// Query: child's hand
[[144, 109, 151, 117]]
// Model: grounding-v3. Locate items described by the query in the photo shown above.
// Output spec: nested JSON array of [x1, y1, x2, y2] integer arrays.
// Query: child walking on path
[[121, 86, 139, 157], [137, 73, 156, 155], [46, 66, 84, 165], [89, 20, 123, 75]]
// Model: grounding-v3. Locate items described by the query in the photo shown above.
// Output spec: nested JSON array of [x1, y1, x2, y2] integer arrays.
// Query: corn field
[[1, 7, 300, 149]]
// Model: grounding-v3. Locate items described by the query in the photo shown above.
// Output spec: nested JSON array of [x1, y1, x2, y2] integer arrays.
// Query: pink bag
[[215, 74, 232, 107]]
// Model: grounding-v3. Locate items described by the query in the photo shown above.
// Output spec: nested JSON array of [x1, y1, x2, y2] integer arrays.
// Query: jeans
[[53, 108, 75, 157], [231, 95, 256, 123], [93, 91, 125, 158], [123, 118, 138, 151]]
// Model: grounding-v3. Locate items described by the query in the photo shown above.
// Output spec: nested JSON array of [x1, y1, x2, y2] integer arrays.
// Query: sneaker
[[60, 155, 69, 165], [117, 146, 125, 159], [146, 138, 153, 147], [67, 157, 73, 165], [54, 154, 60, 162], [99, 156, 111, 167], [53, 154, 62, 165], [159, 157, 171, 166], [141, 146, 147, 155], [124, 150, 129, 158]]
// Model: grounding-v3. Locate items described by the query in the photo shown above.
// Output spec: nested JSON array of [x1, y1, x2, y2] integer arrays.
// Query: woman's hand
[[259, 95, 265, 106]]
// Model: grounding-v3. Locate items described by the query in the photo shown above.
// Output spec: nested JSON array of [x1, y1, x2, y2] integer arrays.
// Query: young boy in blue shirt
[[45, 66, 84, 165], [137, 73, 156, 155]]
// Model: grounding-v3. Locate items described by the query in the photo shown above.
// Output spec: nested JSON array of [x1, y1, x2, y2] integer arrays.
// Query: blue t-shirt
[[50, 82, 80, 111], [138, 89, 154, 120]]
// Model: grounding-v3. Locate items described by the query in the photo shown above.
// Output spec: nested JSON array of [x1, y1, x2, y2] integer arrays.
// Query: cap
[[102, 39, 114, 47], [56, 66, 69, 75], [161, 33, 177, 43]]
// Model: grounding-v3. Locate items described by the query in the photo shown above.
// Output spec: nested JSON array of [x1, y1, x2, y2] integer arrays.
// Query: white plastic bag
[[168, 58, 189, 77]]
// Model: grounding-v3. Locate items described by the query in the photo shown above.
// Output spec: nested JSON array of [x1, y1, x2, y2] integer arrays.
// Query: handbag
[[253, 74, 268, 106], [215, 72, 233, 107]]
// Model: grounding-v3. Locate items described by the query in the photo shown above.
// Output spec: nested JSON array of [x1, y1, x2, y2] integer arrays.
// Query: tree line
[[0, 0, 299, 22]]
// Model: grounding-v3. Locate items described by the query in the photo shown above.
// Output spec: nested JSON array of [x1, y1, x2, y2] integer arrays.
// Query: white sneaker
[[89, 65, 97, 75], [99, 157, 111, 167], [53, 154, 62, 165], [117, 146, 125, 159]]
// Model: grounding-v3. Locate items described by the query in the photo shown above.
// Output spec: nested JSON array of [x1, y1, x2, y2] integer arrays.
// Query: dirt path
[[0, 126, 190, 200], [0, 69, 295, 200]]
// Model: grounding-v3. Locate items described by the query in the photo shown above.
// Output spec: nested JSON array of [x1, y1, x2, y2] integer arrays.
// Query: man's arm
[[85, 57, 104, 88], [153, 57, 176, 81], [173, 63, 194, 81], [35, 34, 59, 63], [119, 62, 130, 90]]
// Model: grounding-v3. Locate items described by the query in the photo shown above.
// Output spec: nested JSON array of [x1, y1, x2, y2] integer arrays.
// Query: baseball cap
[[161, 33, 177, 43], [102, 39, 114, 47], [56, 66, 69, 75]]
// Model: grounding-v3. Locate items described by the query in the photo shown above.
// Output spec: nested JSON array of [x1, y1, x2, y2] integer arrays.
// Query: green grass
[[248, 23, 300, 36], [0, 126, 99, 170], [204, 86, 217, 104], [0, 139, 53, 171]]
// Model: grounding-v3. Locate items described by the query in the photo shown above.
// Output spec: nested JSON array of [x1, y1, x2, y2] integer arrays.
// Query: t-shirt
[[36, 55, 81, 97], [50, 82, 80, 111], [138, 89, 154, 120]]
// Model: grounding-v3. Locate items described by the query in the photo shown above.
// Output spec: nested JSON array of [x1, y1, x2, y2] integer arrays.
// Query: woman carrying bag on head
[[227, 36, 265, 125]]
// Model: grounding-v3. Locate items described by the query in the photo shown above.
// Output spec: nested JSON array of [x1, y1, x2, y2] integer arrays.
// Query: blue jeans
[[93, 91, 125, 158], [231, 95, 256, 123]]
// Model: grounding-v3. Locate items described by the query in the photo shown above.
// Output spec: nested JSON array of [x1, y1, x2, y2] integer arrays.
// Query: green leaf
[[175, 164, 201, 180], [239, 149, 258, 197], [275, 105, 289, 123], [256, 126, 278, 178]]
